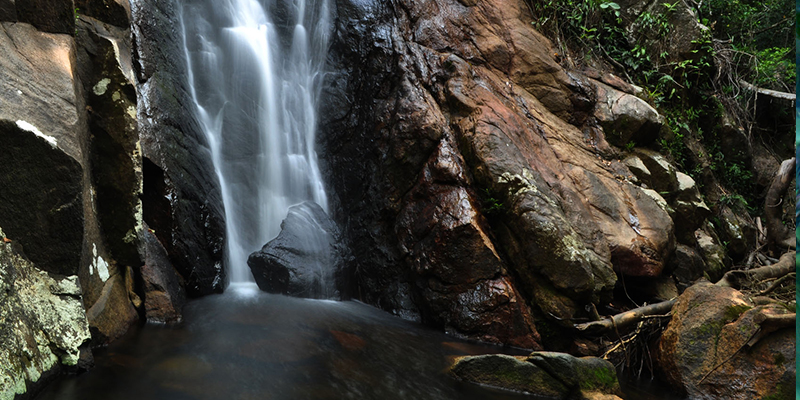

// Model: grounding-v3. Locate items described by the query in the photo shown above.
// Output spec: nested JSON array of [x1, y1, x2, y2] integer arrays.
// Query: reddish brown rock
[[657, 281, 795, 400], [142, 225, 186, 323], [397, 139, 540, 348], [321, 0, 676, 345]]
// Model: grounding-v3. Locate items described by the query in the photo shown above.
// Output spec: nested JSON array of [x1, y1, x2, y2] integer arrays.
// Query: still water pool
[[35, 284, 681, 400]]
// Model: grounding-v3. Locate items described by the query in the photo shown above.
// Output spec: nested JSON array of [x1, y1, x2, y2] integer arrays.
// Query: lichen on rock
[[0, 226, 91, 399]]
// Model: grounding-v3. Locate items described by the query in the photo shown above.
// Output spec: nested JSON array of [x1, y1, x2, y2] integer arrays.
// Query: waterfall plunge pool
[[35, 285, 537, 400], [34, 285, 683, 400]]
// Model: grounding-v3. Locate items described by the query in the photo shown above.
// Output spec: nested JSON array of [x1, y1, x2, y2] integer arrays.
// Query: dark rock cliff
[[131, 0, 226, 296], [320, 0, 678, 349]]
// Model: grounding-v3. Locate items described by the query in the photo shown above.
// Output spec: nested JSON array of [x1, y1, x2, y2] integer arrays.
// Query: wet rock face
[[396, 140, 540, 348], [657, 281, 796, 400], [74, 0, 131, 28], [78, 16, 142, 271], [321, 0, 675, 346], [0, 120, 84, 277], [0, 226, 91, 400], [131, 0, 226, 296], [248, 202, 342, 299], [0, 15, 142, 347]]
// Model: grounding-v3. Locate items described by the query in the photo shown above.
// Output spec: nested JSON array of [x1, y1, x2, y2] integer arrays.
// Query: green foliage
[[529, 0, 626, 56], [718, 194, 748, 209], [753, 46, 795, 89], [623, 141, 636, 151], [699, 0, 795, 91], [480, 189, 505, 215], [529, 0, 789, 222]]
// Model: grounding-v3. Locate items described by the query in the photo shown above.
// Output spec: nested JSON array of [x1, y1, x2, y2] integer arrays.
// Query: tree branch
[[739, 80, 796, 101]]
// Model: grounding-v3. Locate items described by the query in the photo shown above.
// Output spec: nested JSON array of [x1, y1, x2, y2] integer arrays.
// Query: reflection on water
[[36, 289, 539, 400], [36, 288, 683, 399]]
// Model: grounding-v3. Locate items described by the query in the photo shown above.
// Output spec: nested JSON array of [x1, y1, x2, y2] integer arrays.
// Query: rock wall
[[0, 13, 139, 346], [131, 0, 226, 296], [0, 0, 216, 393], [320, 0, 679, 348]]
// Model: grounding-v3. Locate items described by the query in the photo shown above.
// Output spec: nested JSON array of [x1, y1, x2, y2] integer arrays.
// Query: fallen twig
[[757, 273, 795, 296]]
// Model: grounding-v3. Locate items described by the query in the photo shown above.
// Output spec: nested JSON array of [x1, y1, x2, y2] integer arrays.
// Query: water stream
[[180, 0, 331, 285]]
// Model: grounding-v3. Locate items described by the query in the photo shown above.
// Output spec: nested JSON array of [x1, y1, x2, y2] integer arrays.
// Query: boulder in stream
[[248, 202, 342, 299], [450, 352, 623, 399]]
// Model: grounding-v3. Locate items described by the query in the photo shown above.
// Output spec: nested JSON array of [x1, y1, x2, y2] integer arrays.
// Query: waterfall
[[179, 0, 331, 285]]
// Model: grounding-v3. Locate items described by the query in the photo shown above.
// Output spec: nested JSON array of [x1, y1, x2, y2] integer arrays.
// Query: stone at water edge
[[0, 226, 92, 400], [247, 201, 342, 299], [141, 223, 186, 323], [449, 352, 623, 399]]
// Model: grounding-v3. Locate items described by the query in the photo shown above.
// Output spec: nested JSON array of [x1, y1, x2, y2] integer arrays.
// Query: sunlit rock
[[657, 281, 795, 400]]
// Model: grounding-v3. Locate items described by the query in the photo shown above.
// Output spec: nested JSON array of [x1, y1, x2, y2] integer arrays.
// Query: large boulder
[[74, 0, 131, 28], [320, 0, 675, 346], [248, 202, 342, 299], [628, 149, 679, 193], [657, 281, 795, 400], [694, 222, 728, 281], [396, 139, 540, 348], [0, 226, 91, 399], [666, 244, 707, 291], [132, 0, 226, 296], [715, 206, 756, 260], [450, 352, 623, 399], [3, 0, 76, 35], [77, 16, 142, 272]]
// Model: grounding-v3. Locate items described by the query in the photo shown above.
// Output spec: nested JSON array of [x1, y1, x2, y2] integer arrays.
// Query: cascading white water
[[179, 0, 331, 285]]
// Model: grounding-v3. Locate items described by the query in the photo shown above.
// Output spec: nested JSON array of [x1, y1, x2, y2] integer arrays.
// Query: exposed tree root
[[577, 251, 795, 335], [716, 251, 796, 288], [764, 158, 796, 250], [574, 300, 676, 335]]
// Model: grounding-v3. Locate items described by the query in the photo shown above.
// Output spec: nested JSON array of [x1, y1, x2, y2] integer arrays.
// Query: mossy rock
[[451, 352, 622, 399]]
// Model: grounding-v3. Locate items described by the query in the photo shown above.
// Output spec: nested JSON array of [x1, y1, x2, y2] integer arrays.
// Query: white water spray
[[180, 0, 331, 284]]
